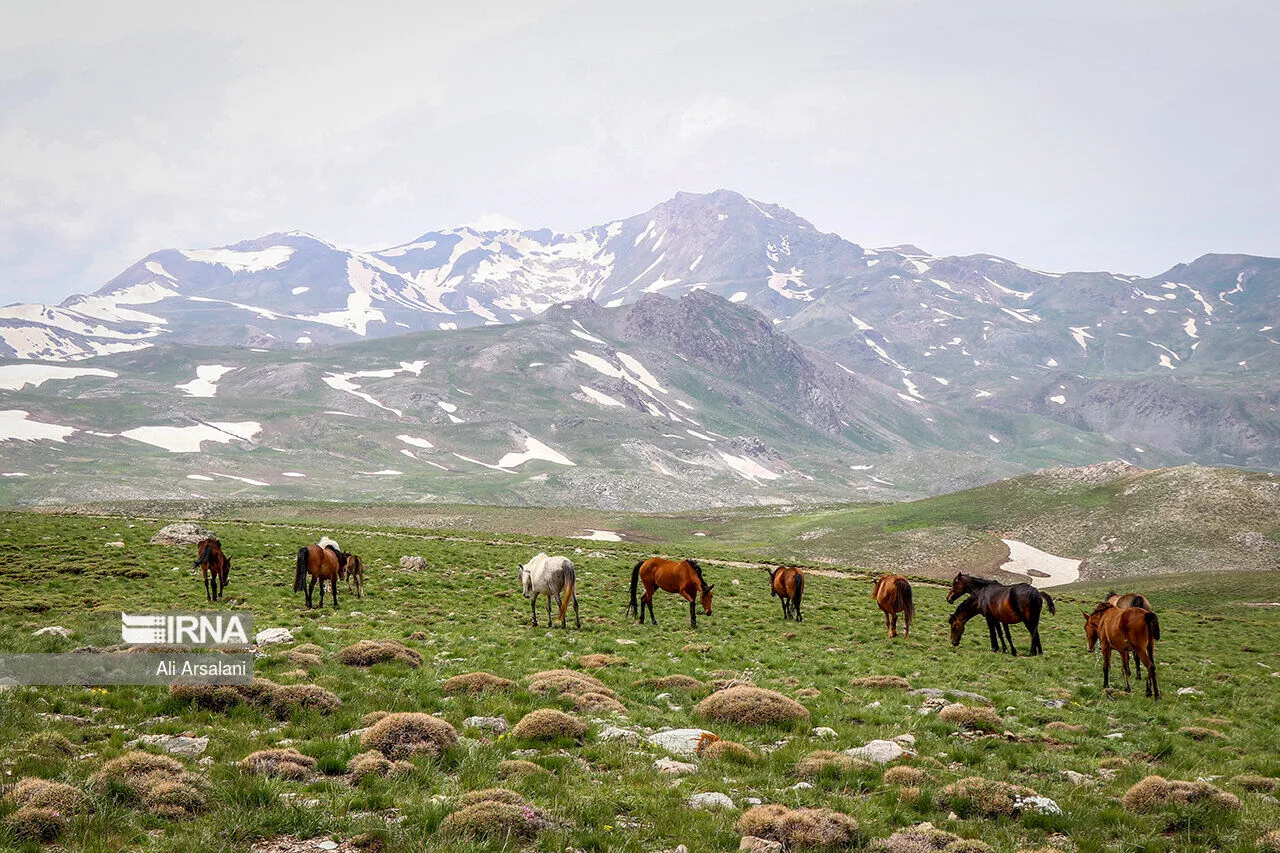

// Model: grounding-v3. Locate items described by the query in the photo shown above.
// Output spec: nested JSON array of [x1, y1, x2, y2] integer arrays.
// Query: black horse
[[947, 573, 1056, 656]]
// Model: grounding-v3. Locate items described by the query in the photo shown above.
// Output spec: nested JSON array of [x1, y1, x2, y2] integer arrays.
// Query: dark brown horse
[[770, 567, 805, 622], [294, 541, 346, 609], [345, 553, 365, 599], [1085, 602, 1160, 698], [946, 573, 1055, 655], [193, 538, 230, 602], [871, 574, 914, 638], [628, 557, 713, 628]]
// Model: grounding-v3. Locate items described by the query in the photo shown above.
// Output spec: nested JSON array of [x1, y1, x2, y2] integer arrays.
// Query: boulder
[[844, 739, 912, 764], [399, 556, 428, 570], [462, 716, 508, 735], [740, 837, 784, 853], [655, 757, 698, 775], [689, 791, 735, 809], [648, 728, 716, 756], [32, 626, 72, 638], [125, 734, 209, 757], [150, 523, 217, 545], [255, 628, 295, 646]]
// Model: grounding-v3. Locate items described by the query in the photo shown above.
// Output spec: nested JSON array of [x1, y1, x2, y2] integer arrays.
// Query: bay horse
[[871, 574, 913, 638], [628, 557, 713, 628], [946, 573, 1055, 655], [519, 553, 580, 629], [345, 553, 365, 599], [1085, 602, 1160, 698], [294, 538, 346, 609], [770, 567, 805, 622], [1100, 591, 1154, 678], [193, 538, 230, 602]]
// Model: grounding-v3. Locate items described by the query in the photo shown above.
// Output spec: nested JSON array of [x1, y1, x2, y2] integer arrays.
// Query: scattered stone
[[597, 725, 638, 742], [1014, 795, 1062, 816], [894, 734, 916, 747], [1177, 687, 1203, 696], [648, 728, 718, 756], [1060, 770, 1092, 786], [32, 626, 72, 638], [150, 523, 216, 545], [655, 757, 698, 775], [255, 628, 295, 646], [812, 727, 838, 739], [399, 556, 428, 570], [463, 716, 508, 735], [845, 739, 912, 764], [125, 734, 208, 757], [689, 792, 735, 809], [740, 836, 784, 853]]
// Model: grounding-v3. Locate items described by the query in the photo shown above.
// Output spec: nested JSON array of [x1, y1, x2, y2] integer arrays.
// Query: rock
[[1177, 686, 1204, 696], [790, 781, 814, 790], [655, 757, 698, 775], [463, 716, 508, 735], [867, 700, 882, 709], [150, 522, 217, 545], [909, 687, 990, 705], [1060, 770, 1092, 786], [598, 725, 639, 742], [812, 726, 838, 739], [731, 579, 741, 586], [743, 797, 763, 806], [1104, 732, 1124, 739], [32, 626, 72, 638], [399, 556, 428, 570], [689, 792, 735, 809], [255, 628, 295, 646], [616, 639, 637, 645], [845, 739, 912, 764], [125, 734, 209, 757], [648, 728, 716, 756], [655, 693, 672, 703], [740, 837, 784, 853], [1015, 795, 1062, 816], [1044, 699, 1067, 708], [893, 733, 916, 747], [316, 843, 338, 852]]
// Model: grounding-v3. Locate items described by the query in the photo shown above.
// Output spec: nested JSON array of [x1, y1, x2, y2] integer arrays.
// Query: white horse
[[519, 553, 580, 629]]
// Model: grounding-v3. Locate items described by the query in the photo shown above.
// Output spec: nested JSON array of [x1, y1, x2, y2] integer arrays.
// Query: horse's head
[[1083, 610, 1100, 650], [948, 609, 966, 647], [946, 572, 969, 604], [518, 563, 532, 598], [700, 583, 714, 615]]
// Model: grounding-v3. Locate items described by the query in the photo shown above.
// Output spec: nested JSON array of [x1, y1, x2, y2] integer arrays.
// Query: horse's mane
[[686, 559, 704, 580], [949, 596, 980, 621], [964, 575, 1002, 588]]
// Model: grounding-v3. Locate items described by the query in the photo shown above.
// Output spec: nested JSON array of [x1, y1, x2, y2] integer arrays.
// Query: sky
[[2, 0, 1278, 305]]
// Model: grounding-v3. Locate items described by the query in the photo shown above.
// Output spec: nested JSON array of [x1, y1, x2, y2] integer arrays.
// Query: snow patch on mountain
[[0, 365, 117, 391], [181, 246, 294, 273]]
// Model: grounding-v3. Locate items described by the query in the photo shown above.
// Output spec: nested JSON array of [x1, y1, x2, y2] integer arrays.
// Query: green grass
[[2, 510, 1280, 852]]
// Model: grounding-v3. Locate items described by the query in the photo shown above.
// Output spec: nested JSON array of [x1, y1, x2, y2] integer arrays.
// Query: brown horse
[[1101, 591, 1153, 677], [871, 574, 914, 638], [345, 553, 365, 599], [770, 567, 806, 622], [193, 538, 230, 602], [294, 542, 346, 609], [947, 573, 1055, 656], [1085, 602, 1160, 698], [628, 557, 713, 628]]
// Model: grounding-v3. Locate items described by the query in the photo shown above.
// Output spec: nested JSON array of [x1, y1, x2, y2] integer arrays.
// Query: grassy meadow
[[1, 509, 1279, 852]]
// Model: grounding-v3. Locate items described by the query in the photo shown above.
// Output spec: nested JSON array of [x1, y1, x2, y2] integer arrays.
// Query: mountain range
[[2, 189, 1278, 508]]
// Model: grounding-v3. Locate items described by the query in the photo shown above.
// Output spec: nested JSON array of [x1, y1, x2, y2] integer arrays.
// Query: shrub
[[736, 805, 859, 850], [1120, 776, 1241, 812], [287, 649, 322, 668], [268, 683, 342, 716], [696, 686, 811, 727], [883, 765, 929, 787], [362, 710, 390, 727], [795, 750, 873, 779], [851, 676, 912, 689], [4, 806, 66, 841], [168, 678, 340, 719], [361, 712, 459, 761], [796, 687, 821, 698], [578, 653, 626, 669], [527, 669, 613, 698], [346, 750, 413, 783], [89, 751, 207, 818], [699, 739, 760, 764], [338, 640, 423, 668], [238, 748, 316, 780], [938, 704, 1002, 731], [497, 759, 549, 779], [440, 791, 547, 841], [573, 692, 628, 715], [441, 672, 514, 696], [935, 777, 1038, 818], [510, 709, 588, 741], [5, 778, 88, 813], [634, 674, 709, 693], [1258, 830, 1280, 852], [869, 825, 991, 853]]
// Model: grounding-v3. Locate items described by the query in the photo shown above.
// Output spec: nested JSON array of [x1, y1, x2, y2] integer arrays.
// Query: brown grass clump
[[935, 777, 1038, 818], [1258, 830, 1280, 852], [89, 751, 207, 818], [527, 669, 613, 699], [168, 678, 339, 719], [338, 640, 423, 668], [795, 751, 874, 779], [347, 750, 412, 783], [851, 676, 912, 690], [287, 649, 323, 668], [796, 687, 821, 698], [696, 686, 811, 727], [268, 683, 342, 716], [238, 748, 316, 780], [292, 642, 323, 656], [1044, 722, 1087, 733], [683, 642, 712, 653], [1177, 726, 1225, 740], [20, 732, 77, 757], [361, 712, 459, 761], [1097, 756, 1131, 770], [439, 801, 547, 842], [509, 709, 588, 741], [578, 653, 627, 669], [1231, 774, 1280, 793], [1120, 776, 1241, 812], [573, 692, 628, 715], [168, 680, 243, 710], [899, 786, 921, 804], [634, 674, 709, 694], [497, 759, 549, 779], [440, 672, 514, 696], [699, 739, 760, 764], [4, 807, 67, 841], [868, 825, 992, 853], [938, 704, 1003, 731], [883, 765, 930, 787], [460, 788, 527, 807], [6, 778, 88, 814], [362, 710, 390, 727], [736, 805, 859, 850]]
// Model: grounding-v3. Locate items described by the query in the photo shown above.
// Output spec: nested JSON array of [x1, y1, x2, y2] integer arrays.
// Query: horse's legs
[[203, 572, 211, 602], [331, 577, 338, 609], [794, 596, 802, 623], [883, 609, 892, 639], [573, 592, 580, 629], [530, 593, 538, 627], [1120, 650, 1132, 693], [890, 612, 899, 638], [1146, 641, 1159, 699], [643, 580, 657, 625], [986, 617, 1000, 652], [545, 592, 553, 627], [1102, 645, 1112, 689], [781, 597, 790, 620], [903, 608, 910, 638], [306, 576, 316, 608], [689, 597, 697, 629], [1003, 623, 1016, 656]]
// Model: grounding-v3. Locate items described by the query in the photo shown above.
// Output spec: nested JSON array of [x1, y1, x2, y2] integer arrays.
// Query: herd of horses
[[193, 538, 1162, 700]]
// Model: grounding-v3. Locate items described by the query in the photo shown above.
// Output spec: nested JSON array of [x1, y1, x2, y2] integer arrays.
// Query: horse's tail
[[870, 575, 881, 600], [901, 580, 914, 622], [627, 560, 643, 617], [559, 565, 577, 623], [294, 547, 308, 593], [1041, 591, 1056, 615], [193, 540, 211, 569], [770, 566, 779, 596], [793, 570, 804, 607], [1145, 610, 1160, 642]]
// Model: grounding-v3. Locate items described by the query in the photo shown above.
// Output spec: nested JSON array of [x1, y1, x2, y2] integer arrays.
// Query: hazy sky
[[2, 0, 1277, 305]]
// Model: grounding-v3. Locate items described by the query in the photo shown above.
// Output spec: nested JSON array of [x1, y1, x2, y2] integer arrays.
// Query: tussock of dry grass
[[168, 678, 339, 719], [1231, 773, 1280, 793], [509, 709, 588, 741], [1120, 776, 1241, 811], [89, 751, 207, 819], [1097, 756, 1131, 770], [634, 674, 709, 694], [699, 739, 760, 764], [440, 790, 547, 842], [337, 640, 423, 668], [935, 777, 1038, 817], [851, 676, 912, 689], [362, 711, 389, 727], [20, 732, 76, 756], [268, 683, 342, 715], [572, 691, 628, 715], [796, 687, 821, 698], [578, 653, 626, 669], [527, 669, 614, 699], [938, 704, 1003, 731], [238, 748, 316, 780], [795, 750, 873, 779], [287, 649, 322, 668], [4, 806, 67, 841], [460, 788, 526, 807], [696, 685, 811, 727], [1258, 830, 1280, 851], [497, 759, 549, 779], [869, 825, 991, 853], [360, 712, 459, 761], [440, 672, 514, 696], [347, 750, 411, 783], [883, 765, 929, 787], [1178, 726, 1225, 740], [6, 778, 88, 813], [736, 804, 860, 850], [682, 642, 712, 654], [1044, 722, 1087, 733]]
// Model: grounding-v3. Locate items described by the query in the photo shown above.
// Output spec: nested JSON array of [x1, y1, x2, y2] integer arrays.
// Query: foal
[[770, 567, 805, 622]]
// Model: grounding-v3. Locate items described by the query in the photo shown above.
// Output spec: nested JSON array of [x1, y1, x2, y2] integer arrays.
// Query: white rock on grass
[[689, 791, 735, 809], [32, 626, 72, 638], [463, 716, 508, 735], [845, 739, 912, 764], [648, 728, 716, 756], [1015, 795, 1062, 815], [655, 757, 697, 775], [125, 734, 209, 757], [812, 727, 838, 739], [255, 627, 295, 646], [740, 836, 784, 853], [1177, 686, 1204, 696], [598, 725, 639, 742]]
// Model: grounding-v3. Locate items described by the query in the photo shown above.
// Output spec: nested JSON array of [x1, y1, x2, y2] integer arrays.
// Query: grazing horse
[[294, 539, 346, 609], [345, 553, 365, 599], [770, 567, 805, 622], [871, 574, 914, 638], [1100, 591, 1153, 677], [193, 538, 230, 602], [1085, 602, 1160, 698], [628, 557, 714, 628], [946, 573, 1055, 656], [519, 553, 580, 629]]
